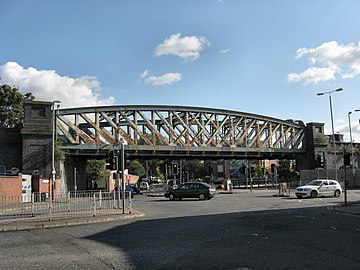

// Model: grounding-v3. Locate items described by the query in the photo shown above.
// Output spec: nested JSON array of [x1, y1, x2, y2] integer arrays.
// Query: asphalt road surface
[[1, 189, 360, 270]]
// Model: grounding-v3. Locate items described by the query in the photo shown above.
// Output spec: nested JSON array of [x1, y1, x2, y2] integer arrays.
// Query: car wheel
[[334, 190, 341, 197], [169, 193, 175, 201], [199, 193, 206, 200], [310, 190, 317, 198]]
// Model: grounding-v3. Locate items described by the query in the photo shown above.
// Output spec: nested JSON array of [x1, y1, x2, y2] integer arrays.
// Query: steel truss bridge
[[57, 105, 306, 160]]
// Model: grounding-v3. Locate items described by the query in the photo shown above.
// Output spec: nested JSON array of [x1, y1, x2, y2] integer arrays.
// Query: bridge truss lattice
[[56, 105, 306, 159]]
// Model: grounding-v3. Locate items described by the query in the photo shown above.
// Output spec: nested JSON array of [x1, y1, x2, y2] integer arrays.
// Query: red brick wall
[[34, 176, 61, 195], [108, 173, 139, 191], [0, 174, 61, 199], [0, 174, 22, 198]]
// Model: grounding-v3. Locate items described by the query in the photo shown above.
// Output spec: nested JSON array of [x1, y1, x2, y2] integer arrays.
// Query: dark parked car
[[164, 182, 214, 201]]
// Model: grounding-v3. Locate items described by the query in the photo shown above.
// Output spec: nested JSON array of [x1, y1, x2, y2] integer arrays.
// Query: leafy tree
[[254, 164, 263, 178], [86, 159, 109, 188], [137, 159, 165, 179], [55, 139, 68, 162], [128, 160, 146, 176], [183, 160, 207, 179], [0, 84, 34, 128], [277, 159, 294, 181], [314, 133, 328, 144]]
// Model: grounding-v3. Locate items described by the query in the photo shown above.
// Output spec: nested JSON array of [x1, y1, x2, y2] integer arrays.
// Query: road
[[0, 189, 360, 270]]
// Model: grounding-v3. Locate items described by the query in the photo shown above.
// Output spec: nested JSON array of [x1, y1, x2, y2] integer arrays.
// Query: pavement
[[335, 201, 360, 216], [0, 209, 145, 232]]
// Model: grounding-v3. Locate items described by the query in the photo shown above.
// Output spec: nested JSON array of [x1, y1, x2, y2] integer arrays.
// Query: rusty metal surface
[[57, 105, 306, 158]]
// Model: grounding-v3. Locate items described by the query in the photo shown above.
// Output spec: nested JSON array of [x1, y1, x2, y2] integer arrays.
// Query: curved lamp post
[[317, 88, 343, 180]]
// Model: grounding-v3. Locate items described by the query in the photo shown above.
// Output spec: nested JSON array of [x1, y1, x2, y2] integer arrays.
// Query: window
[[31, 106, 46, 117], [0, 165, 5, 175]]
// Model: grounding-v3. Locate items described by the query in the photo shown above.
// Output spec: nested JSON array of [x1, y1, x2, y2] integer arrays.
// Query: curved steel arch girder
[[56, 105, 306, 157]]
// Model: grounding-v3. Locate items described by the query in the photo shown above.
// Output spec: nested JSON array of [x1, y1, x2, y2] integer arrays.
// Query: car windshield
[[306, 180, 323, 186]]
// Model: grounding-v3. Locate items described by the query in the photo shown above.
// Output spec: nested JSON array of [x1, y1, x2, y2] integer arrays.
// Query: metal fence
[[0, 191, 132, 225]]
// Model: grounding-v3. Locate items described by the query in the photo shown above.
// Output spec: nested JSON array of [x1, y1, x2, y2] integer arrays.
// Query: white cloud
[[0, 62, 115, 108], [140, 70, 182, 86], [337, 118, 360, 143], [287, 66, 338, 84], [288, 41, 360, 84], [140, 69, 150, 79], [219, 49, 230, 54], [154, 33, 210, 61]]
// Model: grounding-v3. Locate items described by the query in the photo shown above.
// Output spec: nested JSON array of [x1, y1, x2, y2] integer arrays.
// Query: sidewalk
[[0, 209, 145, 232], [335, 202, 360, 216]]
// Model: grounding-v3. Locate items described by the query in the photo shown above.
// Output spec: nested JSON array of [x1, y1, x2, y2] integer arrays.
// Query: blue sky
[[1, 0, 360, 141]]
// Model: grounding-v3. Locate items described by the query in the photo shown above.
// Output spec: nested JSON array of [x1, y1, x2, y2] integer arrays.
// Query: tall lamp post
[[120, 138, 125, 214], [317, 88, 343, 180], [348, 109, 360, 185], [52, 100, 61, 197]]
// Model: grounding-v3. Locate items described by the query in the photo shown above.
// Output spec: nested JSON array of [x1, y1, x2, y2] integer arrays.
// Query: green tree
[[86, 159, 109, 188], [55, 139, 68, 162], [128, 160, 146, 177], [183, 160, 207, 179], [277, 159, 293, 181], [255, 164, 263, 178], [0, 84, 34, 128], [136, 159, 165, 179]]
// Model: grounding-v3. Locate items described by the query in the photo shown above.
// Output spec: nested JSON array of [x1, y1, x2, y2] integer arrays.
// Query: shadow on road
[[85, 205, 360, 270]]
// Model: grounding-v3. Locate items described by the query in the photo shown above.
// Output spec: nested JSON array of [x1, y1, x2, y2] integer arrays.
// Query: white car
[[295, 179, 342, 198]]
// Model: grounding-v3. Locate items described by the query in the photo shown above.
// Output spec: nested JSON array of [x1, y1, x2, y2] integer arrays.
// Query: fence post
[[67, 191, 71, 212], [32, 193, 35, 217], [112, 190, 115, 208], [49, 196, 53, 221], [128, 191, 132, 214], [99, 190, 102, 209], [93, 193, 96, 217]]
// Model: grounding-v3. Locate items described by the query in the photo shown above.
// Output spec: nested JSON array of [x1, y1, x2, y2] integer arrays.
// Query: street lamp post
[[349, 110, 360, 185], [317, 88, 343, 180], [51, 100, 61, 197], [348, 111, 354, 186], [119, 138, 126, 214]]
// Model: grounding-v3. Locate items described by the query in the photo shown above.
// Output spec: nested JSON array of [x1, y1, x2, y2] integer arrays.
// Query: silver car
[[295, 179, 342, 198]]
